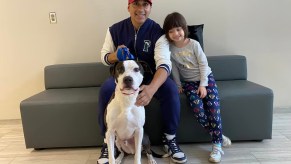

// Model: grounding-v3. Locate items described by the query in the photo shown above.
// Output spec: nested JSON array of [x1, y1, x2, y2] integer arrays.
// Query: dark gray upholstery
[[44, 63, 109, 89], [208, 55, 247, 80], [20, 55, 274, 149]]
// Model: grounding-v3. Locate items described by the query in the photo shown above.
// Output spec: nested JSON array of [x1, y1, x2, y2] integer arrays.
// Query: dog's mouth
[[120, 87, 138, 95]]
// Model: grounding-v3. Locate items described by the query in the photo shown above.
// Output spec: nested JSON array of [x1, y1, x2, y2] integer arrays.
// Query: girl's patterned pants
[[182, 73, 223, 143]]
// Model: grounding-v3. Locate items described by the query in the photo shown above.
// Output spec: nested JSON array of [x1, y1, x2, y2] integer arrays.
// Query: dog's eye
[[133, 68, 140, 72]]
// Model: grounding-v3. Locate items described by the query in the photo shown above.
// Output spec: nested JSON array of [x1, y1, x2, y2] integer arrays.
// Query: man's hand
[[135, 68, 168, 106], [197, 86, 207, 98], [117, 47, 135, 61], [135, 85, 154, 106]]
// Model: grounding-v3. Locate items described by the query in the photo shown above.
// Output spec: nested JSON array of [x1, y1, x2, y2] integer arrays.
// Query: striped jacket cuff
[[158, 64, 170, 75], [104, 53, 112, 65]]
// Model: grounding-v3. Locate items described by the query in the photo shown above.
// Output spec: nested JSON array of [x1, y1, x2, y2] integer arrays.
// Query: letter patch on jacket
[[143, 40, 151, 52]]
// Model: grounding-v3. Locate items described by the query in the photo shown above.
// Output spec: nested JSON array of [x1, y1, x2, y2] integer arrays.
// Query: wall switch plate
[[49, 12, 57, 24]]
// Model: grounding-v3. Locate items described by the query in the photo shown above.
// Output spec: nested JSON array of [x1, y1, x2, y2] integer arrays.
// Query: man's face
[[128, 0, 152, 28]]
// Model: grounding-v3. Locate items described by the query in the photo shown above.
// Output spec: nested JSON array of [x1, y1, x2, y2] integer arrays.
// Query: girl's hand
[[197, 86, 207, 98], [178, 87, 184, 94]]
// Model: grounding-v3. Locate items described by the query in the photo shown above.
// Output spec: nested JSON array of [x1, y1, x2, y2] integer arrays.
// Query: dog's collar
[[120, 88, 138, 95], [122, 92, 135, 95]]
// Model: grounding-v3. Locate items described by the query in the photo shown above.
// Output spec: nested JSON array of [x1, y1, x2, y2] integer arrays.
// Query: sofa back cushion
[[44, 55, 247, 89], [45, 62, 110, 89], [207, 55, 247, 81]]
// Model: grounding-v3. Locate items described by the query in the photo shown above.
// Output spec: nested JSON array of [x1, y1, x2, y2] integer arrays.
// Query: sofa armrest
[[208, 55, 247, 81]]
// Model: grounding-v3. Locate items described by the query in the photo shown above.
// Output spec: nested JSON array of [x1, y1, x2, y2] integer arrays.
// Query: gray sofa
[[20, 55, 274, 149]]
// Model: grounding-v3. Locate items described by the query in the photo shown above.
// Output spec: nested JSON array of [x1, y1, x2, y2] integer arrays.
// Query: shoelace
[[99, 144, 120, 159], [166, 137, 182, 154], [100, 144, 109, 158]]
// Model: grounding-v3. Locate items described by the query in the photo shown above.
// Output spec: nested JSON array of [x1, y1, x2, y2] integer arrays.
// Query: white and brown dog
[[105, 60, 159, 164]]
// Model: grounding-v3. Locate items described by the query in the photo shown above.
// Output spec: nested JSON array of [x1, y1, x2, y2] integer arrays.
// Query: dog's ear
[[136, 61, 144, 75], [110, 62, 119, 76]]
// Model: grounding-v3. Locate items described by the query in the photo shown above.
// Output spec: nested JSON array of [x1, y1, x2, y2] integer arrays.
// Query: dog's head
[[110, 60, 144, 95]]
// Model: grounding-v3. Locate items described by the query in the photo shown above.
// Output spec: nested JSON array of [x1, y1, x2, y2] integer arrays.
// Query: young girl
[[163, 12, 231, 163]]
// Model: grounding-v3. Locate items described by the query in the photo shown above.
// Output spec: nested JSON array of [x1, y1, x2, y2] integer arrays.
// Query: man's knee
[[159, 78, 179, 99], [98, 77, 115, 118], [98, 77, 115, 136]]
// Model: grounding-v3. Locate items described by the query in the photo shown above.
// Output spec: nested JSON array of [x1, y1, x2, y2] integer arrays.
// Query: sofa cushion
[[145, 80, 273, 144], [20, 87, 102, 148], [45, 63, 109, 89]]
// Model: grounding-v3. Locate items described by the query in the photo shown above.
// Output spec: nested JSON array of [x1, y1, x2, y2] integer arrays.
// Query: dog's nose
[[123, 76, 133, 87]]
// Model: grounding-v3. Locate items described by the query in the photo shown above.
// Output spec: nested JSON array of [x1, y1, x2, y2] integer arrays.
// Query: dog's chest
[[116, 110, 144, 136]]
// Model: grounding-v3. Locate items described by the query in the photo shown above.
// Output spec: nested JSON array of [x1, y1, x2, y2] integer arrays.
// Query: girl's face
[[168, 27, 185, 43]]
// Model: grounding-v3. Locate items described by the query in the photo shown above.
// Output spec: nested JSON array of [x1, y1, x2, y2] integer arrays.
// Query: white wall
[[1, 0, 290, 120]]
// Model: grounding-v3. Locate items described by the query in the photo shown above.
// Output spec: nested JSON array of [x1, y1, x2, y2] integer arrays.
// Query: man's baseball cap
[[128, 0, 152, 5]]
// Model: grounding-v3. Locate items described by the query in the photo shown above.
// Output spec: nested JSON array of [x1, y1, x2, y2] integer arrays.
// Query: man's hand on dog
[[135, 85, 154, 106]]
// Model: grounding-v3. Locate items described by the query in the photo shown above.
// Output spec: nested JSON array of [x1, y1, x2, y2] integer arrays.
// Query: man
[[97, 0, 187, 163]]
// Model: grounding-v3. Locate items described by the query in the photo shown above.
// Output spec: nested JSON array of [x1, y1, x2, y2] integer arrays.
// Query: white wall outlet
[[49, 12, 57, 24]]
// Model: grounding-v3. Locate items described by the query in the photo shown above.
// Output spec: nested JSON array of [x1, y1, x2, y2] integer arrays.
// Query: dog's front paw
[[148, 159, 157, 164], [115, 151, 124, 164], [146, 154, 157, 164], [115, 159, 122, 164], [108, 158, 115, 164], [134, 162, 141, 164]]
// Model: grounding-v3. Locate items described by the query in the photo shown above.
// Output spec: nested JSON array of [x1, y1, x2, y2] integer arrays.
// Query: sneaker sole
[[163, 146, 187, 163], [172, 158, 187, 163], [209, 159, 221, 163]]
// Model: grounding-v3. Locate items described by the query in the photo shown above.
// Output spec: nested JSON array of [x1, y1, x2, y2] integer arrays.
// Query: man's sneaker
[[97, 143, 120, 164], [222, 135, 232, 147], [209, 145, 224, 163], [162, 135, 187, 163]]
